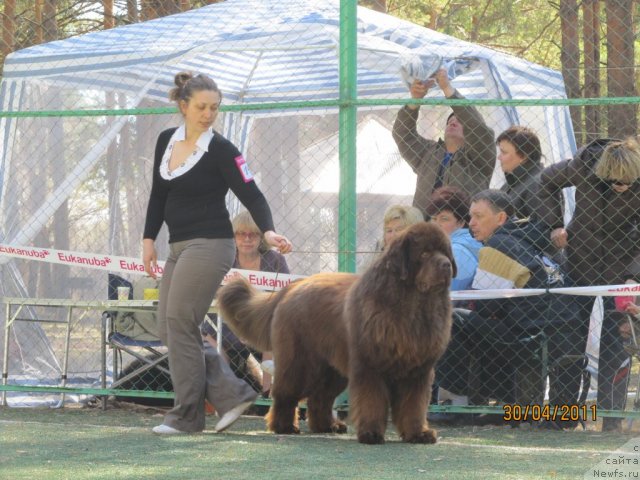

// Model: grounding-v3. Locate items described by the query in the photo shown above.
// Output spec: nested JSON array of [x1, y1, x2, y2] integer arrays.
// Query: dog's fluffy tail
[[216, 276, 283, 352]]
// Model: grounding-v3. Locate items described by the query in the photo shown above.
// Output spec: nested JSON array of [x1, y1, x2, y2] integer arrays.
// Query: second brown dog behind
[[217, 222, 455, 444]]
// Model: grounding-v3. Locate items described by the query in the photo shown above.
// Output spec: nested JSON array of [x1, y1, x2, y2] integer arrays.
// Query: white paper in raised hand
[[400, 53, 442, 88]]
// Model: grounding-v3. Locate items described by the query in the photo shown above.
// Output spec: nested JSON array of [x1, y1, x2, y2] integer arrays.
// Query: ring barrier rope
[[1, 242, 637, 299], [4, 243, 640, 420]]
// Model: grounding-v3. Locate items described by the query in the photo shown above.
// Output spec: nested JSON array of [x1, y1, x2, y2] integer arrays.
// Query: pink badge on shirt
[[235, 155, 254, 183], [615, 295, 635, 312]]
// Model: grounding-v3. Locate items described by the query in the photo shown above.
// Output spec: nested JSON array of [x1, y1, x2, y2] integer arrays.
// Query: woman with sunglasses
[[539, 137, 640, 431], [540, 137, 640, 288], [231, 211, 290, 275]]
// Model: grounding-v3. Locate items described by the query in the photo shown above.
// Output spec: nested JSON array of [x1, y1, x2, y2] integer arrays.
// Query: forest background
[[0, 0, 638, 147]]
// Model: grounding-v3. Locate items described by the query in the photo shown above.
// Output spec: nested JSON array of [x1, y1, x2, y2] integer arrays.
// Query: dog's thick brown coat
[[217, 222, 455, 444]]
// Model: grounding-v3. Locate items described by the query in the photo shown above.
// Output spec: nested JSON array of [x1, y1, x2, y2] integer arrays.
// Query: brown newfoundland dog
[[217, 222, 455, 444]]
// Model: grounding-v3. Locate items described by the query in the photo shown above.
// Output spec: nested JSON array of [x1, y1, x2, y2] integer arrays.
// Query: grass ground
[[1, 403, 639, 480]]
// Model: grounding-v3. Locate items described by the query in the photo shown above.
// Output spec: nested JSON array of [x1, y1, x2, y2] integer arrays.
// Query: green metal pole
[[338, 0, 357, 273], [333, 0, 358, 412]]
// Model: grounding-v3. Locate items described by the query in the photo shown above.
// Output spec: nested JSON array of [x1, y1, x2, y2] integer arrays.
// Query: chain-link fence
[[0, 0, 638, 429]]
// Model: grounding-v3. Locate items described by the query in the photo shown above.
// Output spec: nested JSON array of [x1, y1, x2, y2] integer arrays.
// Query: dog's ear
[[445, 239, 457, 279], [400, 234, 412, 281], [427, 223, 458, 280], [399, 229, 423, 282], [383, 231, 413, 281]]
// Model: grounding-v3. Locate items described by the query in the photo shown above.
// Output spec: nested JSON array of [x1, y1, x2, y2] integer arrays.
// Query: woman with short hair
[[380, 204, 424, 250], [426, 186, 481, 291], [496, 126, 544, 219]]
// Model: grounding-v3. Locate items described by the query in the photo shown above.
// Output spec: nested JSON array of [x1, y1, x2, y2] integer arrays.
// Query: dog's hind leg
[[306, 371, 348, 434], [391, 369, 437, 444], [266, 395, 300, 434]]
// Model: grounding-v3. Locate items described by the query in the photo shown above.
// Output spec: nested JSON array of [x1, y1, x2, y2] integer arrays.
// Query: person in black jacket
[[538, 137, 640, 431], [496, 125, 544, 221], [496, 125, 563, 259], [201, 211, 290, 397], [437, 190, 582, 426], [142, 72, 292, 435]]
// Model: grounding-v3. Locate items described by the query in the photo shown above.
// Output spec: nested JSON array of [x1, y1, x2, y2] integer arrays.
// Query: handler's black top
[[143, 127, 275, 243]]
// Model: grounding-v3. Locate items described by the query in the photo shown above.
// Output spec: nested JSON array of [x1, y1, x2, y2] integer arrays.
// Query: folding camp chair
[[619, 312, 640, 428], [100, 274, 170, 408], [582, 309, 635, 431]]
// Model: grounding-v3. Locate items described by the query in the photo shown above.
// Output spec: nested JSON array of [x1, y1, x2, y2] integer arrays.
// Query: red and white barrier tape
[[0, 243, 305, 291], [451, 284, 640, 301], [450, 288, 547, 301], [1, 243, 637, 298]]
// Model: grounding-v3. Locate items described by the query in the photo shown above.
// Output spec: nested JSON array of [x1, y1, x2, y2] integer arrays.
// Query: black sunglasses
[[608, 179, 634, 187]]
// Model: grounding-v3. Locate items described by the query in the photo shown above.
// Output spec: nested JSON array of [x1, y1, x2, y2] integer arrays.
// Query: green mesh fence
[[0, 0, 639, 433]]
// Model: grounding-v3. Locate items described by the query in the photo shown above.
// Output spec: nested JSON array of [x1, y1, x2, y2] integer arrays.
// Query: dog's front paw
[[357, 430, 385, 444], [311, 421, 347, 434], [272, 424, 300, 435], [331, 420, 348, 434], [406, 428, 438, 444]]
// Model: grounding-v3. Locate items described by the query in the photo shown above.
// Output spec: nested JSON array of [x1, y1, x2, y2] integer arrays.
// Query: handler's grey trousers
[[157, 238, 257, 432]]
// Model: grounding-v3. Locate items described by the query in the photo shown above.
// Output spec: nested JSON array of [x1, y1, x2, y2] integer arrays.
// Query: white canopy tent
[[0, 0, 576, 389], [0, 0, 575, 274]]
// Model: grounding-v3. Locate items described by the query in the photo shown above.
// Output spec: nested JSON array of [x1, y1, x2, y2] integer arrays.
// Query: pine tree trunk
[[0, 0, 15, 76], [104, 0, 115, 29], [582, 0, 601, 142], [141, 0, 181, 20], [127, 0, 139, 23], [35, 0, 44, 44], [43, 0, 58, 42], [42, 0, 71, 297], [605, 0, 637, 139], [368, 0, 386, 12], [559, 0, 581, 146], [2, 0, 16, 57]]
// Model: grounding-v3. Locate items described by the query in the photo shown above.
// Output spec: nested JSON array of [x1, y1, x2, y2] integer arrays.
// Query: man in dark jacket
[[470, 191, 553, 329], [469, 190, 567, 405], [436, 190, 583, 426], [392, 68, 495, 217]]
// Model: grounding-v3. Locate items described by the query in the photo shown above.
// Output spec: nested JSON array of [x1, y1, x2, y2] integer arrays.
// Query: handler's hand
[[625, 302, 640, 316], [142, 239, 158, 279], [550, 228, 568, 249], [264, 231, 293, 254]]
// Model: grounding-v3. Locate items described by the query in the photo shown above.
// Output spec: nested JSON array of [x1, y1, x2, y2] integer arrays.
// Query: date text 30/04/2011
[[502, 404, 597, 422]]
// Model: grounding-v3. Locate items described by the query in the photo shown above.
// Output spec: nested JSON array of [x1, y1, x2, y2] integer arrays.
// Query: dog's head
[[384, 222, 457, 292]]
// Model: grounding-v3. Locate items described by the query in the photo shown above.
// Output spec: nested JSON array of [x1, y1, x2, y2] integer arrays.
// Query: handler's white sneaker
[[152, 424, 187, 435], [260, 360, 275, 376], [214, 400, 254, 433]]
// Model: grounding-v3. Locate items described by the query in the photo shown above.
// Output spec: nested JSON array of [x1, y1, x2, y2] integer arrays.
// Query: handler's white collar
[[160, 125, 214, 180]]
